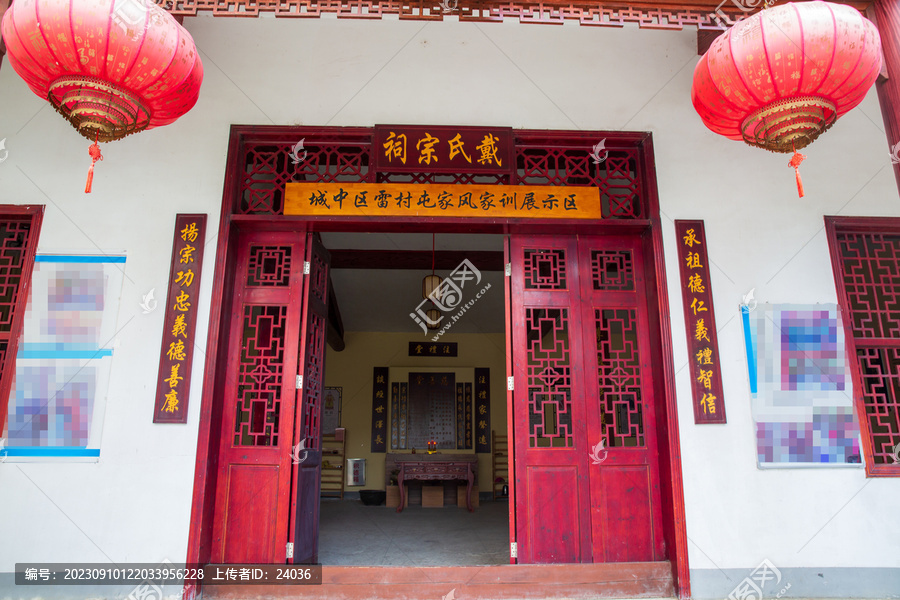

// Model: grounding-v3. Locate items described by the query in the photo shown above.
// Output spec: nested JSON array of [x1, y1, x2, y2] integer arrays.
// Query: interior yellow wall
[[324, 331, 508, 493]]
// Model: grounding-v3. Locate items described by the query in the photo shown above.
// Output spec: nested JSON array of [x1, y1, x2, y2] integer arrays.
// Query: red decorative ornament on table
[[1, 0, 203, 193], [691, 1, 882, 198]]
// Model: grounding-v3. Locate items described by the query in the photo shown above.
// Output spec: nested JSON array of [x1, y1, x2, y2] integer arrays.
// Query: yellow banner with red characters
[[284, 182, 602, 219]]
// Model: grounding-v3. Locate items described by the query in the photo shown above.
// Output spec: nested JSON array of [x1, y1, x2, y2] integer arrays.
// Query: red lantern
[[691, 1, 882, 197], [1, 0, 203, 191]]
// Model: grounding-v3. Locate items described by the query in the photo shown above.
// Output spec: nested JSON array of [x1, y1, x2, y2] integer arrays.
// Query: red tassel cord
[[85, 135, 103, 194], [788, 149, 806, 198]]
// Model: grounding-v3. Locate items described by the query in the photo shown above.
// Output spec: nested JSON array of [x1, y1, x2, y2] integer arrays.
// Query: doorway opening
[[317, 231, 511, 567], [185, 125, 690, 600]]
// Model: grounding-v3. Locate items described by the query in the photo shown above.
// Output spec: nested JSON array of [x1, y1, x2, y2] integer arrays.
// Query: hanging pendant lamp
[[421, 233, 442, 329], [423, 233, 442, 300], [691, 1, 882, 197], [425, 307, 441, 330]]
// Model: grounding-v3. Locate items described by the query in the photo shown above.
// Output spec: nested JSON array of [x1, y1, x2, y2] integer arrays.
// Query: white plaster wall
[[1, 13, 898, 578]]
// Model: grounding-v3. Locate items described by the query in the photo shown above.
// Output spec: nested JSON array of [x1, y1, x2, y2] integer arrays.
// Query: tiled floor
[[318, 497, 511, 566]]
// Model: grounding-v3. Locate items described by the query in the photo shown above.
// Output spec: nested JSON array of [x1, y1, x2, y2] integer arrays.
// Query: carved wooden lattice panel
[[515, 148, 642, 219], [523, 248, 567, 290], [300, 237, 330, 451], [855, 348, 900, 464], [0, 220, 31, 334], [241, 143, 372, 215], [156, 0, 751, 29], [598, 156, 642, 219], [526, 308, 573, 448], [592, 250, 634, 291], [376, 173, 509, 185], [309, 248, 328, 306], [302, 312, 326, 450], [235, 305, 287, 446], [235, 130, 650, 219], [247, 245, 292, 287], [836, 231, 900, 464], [836, 233, 900, 339], [595, 308, 644, 447], [0, 220, 32, 369]]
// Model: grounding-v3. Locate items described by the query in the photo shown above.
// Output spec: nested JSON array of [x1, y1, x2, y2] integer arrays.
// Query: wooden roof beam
[[329, 250, 504, 271]]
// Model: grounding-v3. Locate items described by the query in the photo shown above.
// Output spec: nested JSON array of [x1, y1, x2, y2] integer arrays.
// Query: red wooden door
[[578, 235, 665, 562], [509, 233, 664, 564], [510, 235, 592, 563], [289, 233, 331, 564], [210, 232, 306, 563]]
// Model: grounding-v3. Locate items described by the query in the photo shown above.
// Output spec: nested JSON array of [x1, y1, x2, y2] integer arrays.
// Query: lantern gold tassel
[[85, 134, 103, 194], [788, 148, 806, 198]]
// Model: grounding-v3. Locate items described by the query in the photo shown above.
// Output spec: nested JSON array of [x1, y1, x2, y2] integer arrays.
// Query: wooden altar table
[[394, 455, 477, 513]]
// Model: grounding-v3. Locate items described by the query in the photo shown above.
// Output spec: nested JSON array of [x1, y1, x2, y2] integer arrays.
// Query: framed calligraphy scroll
[[153, 214, 207, 423], [675, 220, 726, 424]]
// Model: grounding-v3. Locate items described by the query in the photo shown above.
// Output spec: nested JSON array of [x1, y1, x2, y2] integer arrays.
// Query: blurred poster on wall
[[742, 303, 861, 467], [322, 386, 341, 435]]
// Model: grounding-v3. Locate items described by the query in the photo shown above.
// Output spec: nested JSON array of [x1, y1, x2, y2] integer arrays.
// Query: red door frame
[[183, 126, 690, 599]]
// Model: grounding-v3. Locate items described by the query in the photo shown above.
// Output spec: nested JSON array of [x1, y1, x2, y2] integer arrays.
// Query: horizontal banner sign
[[285, 182, 602, 219], [374, 125, 513, 174]]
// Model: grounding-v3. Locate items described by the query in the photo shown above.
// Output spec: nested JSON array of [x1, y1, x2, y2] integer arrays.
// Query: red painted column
[[0, 0, 10, 73], [875, 0, 900, 192]]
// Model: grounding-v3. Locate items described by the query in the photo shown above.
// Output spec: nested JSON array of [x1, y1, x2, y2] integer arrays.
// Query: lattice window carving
[[247, 245, 292, 287], [835, 231, 900, 466], [241, 143, 372, 215], [235, 305, 287, 446], [856, 348, 900, 464], [523, 248, 567, 290], [0, 213, 39, 438], [837, 233, 900, 340], [597, 155, 642, 219], [836, 230, 900, 465], [156, 0, 749, 30], [592, 250, 634, 291], [0, 220, 32, 333], [515, 147, 641, 218], [526, 308, 573, 448], [596, 308, 644, 447], [235, 130, 650, 219]]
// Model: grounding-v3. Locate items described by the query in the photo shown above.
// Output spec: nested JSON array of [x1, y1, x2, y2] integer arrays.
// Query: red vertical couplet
[[674, 220, 726, 424], [153, 214, 207, 423]]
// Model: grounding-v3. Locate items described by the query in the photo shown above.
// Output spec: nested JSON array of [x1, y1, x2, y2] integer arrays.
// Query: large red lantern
[[691, 1, 882, 196], [1, 0, 203, 191]]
